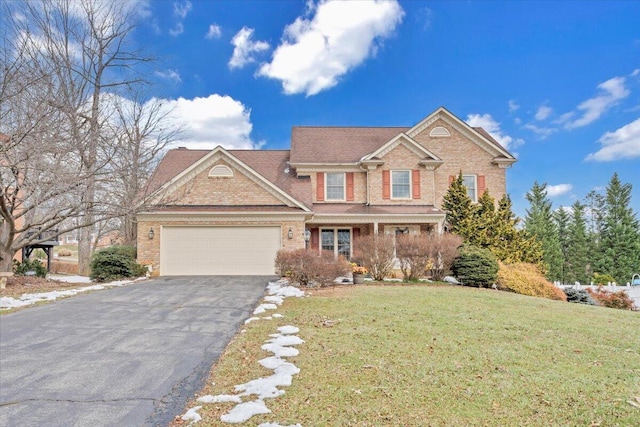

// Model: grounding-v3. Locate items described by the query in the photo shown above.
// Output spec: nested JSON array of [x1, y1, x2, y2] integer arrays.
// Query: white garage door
[[160, 226, 281, 275]]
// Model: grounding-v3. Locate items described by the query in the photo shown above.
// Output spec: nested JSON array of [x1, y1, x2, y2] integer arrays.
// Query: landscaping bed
[[0, 275, 81, 299]]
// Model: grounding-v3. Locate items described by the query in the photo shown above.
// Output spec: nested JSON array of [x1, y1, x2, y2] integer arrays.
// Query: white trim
[[429, 126, 451, 137], [361, 133, 442, 164], [325, 172, 346, 201], [390, 170, 412, 200]]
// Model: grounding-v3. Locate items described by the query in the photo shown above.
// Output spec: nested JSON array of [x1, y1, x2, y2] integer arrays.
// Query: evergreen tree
[[584, 190, 606, 273], [442, 173, 475, 237], [596, 173, 640, 284], [471, 189, 496, 248], [566, 201, 589, 285], [524, 182, 563, 281], [554, 207, 571, 284], [493, 194, 543, 265]]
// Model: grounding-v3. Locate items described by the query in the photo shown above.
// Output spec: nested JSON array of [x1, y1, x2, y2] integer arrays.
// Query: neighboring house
[[137, 107, 516, 276]]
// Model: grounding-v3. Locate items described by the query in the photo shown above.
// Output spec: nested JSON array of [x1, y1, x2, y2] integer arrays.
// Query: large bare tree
[[1, 0, 177, 274]]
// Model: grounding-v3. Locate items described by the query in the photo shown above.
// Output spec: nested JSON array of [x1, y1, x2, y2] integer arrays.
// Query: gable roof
[[146, 147, 311, 210], [290, 126, 408, 164], [362, 132, 442, 163]]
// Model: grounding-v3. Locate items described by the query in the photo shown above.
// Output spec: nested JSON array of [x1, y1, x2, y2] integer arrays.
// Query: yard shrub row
[[275, 248, 349, 287], [586, 287, 636, 310]]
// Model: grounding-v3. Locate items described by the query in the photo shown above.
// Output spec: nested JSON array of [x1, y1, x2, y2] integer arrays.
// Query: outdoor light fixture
[[303, 229, 311, 242], [287, 228, 294, 239], [148, 228, 154, 240]]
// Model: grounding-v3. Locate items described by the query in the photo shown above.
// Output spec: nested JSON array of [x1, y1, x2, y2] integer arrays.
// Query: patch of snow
[[272, 313, 284, 318], [257, 423, 303, 427], [264, 295, 284, 304], [181, 406, 202, 423], [0, 278, 137, 310], [261, 343, 299, 358], [268, 335, 304, 347], [220, 399, 271, 424], [235, 374, 290, 399], [245, 317, 260, 324], [197, 394, 242, 404], [443, 276, 461, 284], [253, 303, 278, 315], [277, 325, 299, 335], [258, 356, 290, 370], [47, 274, 92, 284]]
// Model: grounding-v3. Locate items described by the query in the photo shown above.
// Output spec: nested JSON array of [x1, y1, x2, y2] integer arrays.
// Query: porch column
[[373, 221, 379, 234]]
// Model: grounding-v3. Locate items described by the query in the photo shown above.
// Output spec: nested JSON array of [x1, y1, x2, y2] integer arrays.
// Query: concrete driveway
[[0, 276, 271, 427]]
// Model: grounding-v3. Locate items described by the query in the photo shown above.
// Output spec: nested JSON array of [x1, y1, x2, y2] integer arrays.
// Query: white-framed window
[[325, 173, 345, 201], [463, 175, 477, 202], [391, 170, 411, 199], [320, 228, 351, 259]]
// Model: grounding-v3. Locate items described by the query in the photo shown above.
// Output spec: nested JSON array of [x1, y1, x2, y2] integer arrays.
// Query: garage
[[160, 226, 282, 275]]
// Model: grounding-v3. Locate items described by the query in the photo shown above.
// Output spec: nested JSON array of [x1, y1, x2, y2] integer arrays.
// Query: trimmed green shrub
[[13, 258, 48, 278], [497, 262, 567, 301], [563, 287, 597, 305], [90, 245, 146, 282], [451, 244, 498, 288], [592, 272, 616, 285]]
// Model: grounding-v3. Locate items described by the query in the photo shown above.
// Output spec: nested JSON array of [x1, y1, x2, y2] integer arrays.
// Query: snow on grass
[[181, 406, 202, 423], [0, 278, 139, 310], [220, 399, 272, 423], [181, 279, 305, 425]]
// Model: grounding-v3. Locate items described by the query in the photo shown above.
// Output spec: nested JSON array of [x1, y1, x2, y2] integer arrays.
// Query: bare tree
[[1, 1, 179, 275]]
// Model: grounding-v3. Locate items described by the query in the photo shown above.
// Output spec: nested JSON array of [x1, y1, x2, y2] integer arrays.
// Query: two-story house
[[136, 107, 516, 276]]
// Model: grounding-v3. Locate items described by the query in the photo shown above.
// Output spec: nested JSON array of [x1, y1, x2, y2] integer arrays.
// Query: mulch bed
[[0, 276, 83, 299]]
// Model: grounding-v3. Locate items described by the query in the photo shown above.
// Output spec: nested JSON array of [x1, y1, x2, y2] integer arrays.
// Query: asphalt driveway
[[0, 276, 271, 427]]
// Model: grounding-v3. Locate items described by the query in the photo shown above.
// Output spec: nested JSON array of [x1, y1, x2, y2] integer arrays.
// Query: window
[[391, 170, 411, 199], [463, 175, 477, 202], [325, 173, 345, 200], [209, 165, 233, 178], [321, 228, 351, 259]]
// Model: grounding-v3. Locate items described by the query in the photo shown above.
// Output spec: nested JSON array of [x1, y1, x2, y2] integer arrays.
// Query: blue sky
[[133, 0, 640, 218]]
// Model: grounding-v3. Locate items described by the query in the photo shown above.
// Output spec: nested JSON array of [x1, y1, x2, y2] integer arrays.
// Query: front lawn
[[184, 285, 640, 426]]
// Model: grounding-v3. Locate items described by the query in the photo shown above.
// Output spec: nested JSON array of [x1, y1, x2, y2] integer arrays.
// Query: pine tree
[[596, 173, 640, 284], [584, 190, 605, 274], [565, 201, 589, 285], [524, 182, 563, 281], [493, 194, 543, 265], [442, 173, 475, 237], [471, 189, 496, 248], [554, 207, 571, 284]]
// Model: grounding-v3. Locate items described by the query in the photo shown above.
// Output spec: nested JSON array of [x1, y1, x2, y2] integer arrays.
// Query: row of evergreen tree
[[523, 173, 640, 286], [442, 173, 640, 286]]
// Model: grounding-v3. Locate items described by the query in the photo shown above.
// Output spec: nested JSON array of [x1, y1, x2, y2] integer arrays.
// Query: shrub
[[90, 245, 146, 282], [586, 287, 636, 310], [451, 245, 498, 288], [58, 248, 73, 257], [496, 262, 567, 301], [592, 272, 616, 286], [274, 249, 349, 287], [396, 234, 431, 281], [428, 233, 464, 281], [13, 258, 48, 278], [353, 234, 395, 281], [563, 287, 597, 305]]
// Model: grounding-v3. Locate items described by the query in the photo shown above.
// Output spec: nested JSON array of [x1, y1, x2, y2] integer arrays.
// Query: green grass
[[186, 285, 640, 427]]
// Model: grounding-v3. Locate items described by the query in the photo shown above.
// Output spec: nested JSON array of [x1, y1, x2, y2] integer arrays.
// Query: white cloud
[[508, 100, 520, 113], [465, 113, 524, 151], [585, 117, 640, 161], [416, 7, 432, 30], [205, 24, 221, 40], [258, 0, 404, 96], [229, 27, 270, 69], [523, 123, 557, 139], [154, 69, 182, 83], [564, 76, 630, 129], [546, 184, 573, 197], [169, 0, 192, 36], [631, 68, 639, 77], [535, 105, 553, 121], [162, 94, 261, 150]]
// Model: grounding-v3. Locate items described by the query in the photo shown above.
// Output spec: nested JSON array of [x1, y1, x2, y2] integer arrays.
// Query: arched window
[[429, 126, 450, 137], [208, 165, 234, 178]]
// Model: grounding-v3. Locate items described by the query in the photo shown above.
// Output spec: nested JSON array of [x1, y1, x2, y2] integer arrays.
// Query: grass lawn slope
[[187, 285, 640, 427]]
